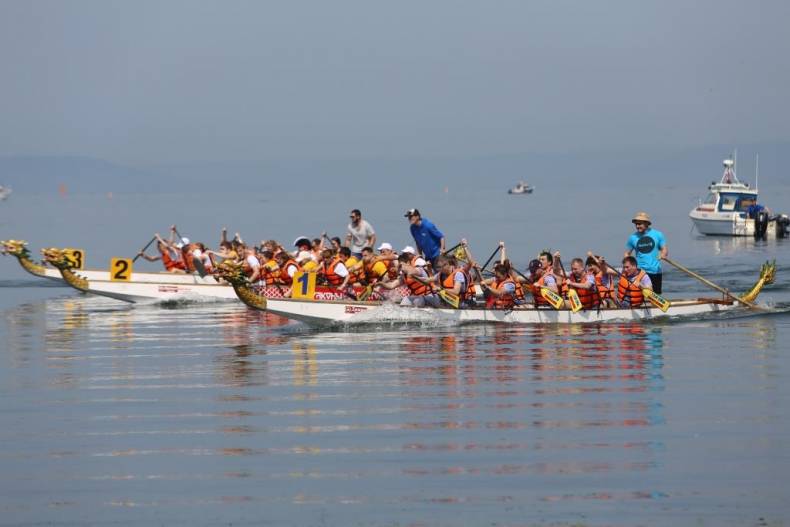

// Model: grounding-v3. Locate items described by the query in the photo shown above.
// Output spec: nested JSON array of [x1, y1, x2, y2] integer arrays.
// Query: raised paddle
[[132, 236, 157, 263], [592, 255, 670, 312], [661, 256, 758, 308]]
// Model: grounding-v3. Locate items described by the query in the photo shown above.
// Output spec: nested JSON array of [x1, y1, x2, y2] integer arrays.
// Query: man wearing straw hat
[[625, 212, 668, 294]]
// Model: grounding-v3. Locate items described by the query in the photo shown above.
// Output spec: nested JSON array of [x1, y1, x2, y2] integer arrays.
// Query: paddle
[[592, 255, 670, 312], [441, 241, 463, 257], [510, 265, 563, 310], [661, 256, 757, 309], [555, 255, 583, 313], [132, 236, 157, 263]]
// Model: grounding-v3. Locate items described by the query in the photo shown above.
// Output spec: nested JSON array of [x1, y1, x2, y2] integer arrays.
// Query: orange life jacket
[[261, 260, 279, 285], [323, 257, 345, 287], [493, 277, 517, 309], [278, 259, 300, 285], [532, 272, 557, 305], [385, 259, 399, 280], [161, 249, 184, 271], [617, 270, 648, 306], [362, 260, 387, 284], [568, 271, 599, 309], [404, 271, 430, 296], [594, 272, 615, 301]]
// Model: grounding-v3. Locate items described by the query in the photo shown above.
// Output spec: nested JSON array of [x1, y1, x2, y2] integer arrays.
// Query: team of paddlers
[[138, 218, 663, 311]]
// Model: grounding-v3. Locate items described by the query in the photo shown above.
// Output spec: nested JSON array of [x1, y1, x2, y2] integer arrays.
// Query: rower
[[259, 249, 279, 285], [586, 253, 617, 308], [320, 247, 351, 289], [564, 258, 598, 310], [274, 251, 300, 286], [244, 247, 263, 283], [377, 252, 440, 307], [617, 256, 653, 307], [137, 233, 186, 273], [481, 262, 518, 309], [429, 255, 472, 306], [293, 236, 316, 270], [531, 251, 559, 306]]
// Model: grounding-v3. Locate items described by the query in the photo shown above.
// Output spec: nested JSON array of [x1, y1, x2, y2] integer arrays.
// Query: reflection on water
[[1, 294, 788, 525]]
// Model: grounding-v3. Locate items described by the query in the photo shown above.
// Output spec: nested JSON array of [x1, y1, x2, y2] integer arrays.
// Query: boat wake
[[338, 302, 464, 329], [150, 295, 239, 308]]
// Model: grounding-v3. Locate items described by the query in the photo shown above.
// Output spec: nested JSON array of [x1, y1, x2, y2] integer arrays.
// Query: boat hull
[[260, 297, 741, 327], [689, 210, 784, 237]]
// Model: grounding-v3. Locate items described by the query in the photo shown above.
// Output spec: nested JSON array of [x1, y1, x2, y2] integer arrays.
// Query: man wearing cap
[[293, 236, 317, 269], [345, 209, 376, 259], [404, 208, 445, 267], [625, 212, 667, 294], [400, 245, 428, 269]]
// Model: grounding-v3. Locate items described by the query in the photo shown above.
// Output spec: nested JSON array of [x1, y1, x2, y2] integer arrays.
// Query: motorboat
[[507, 181, 533, 194], [689, 155, 789, 238], [0, 185, 11, 201]]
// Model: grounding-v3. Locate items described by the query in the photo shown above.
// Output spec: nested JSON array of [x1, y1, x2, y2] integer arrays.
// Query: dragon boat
[[2, 240, 238, 303], [222, 261, 777, 327], [2, 241, 407, 304]]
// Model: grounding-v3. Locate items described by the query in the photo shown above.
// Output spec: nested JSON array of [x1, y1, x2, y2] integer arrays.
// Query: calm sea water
[[2, 186, 790, 526]]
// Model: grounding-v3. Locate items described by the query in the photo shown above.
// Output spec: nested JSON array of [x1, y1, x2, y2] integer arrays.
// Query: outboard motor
[[776, 214, 790, 239], [754, 210, 769, 240]]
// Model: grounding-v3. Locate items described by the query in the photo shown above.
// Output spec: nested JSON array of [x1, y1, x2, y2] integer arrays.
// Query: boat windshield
[[702, 192, 716, 205], [718, 193, 757, 212]]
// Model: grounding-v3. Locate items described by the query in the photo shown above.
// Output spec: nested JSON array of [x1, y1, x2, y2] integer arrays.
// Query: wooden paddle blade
[[567, 289, 583, 313], [540, 287, 565, 310], [644, 289, 671, 312], [357, 285, 373, 301], [438, 290, 460, 308]]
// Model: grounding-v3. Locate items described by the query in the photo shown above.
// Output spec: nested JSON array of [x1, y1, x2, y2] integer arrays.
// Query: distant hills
[[1, 143, 787, 195]]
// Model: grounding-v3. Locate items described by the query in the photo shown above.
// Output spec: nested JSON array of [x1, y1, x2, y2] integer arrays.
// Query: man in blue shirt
[[404, 208, 445, 267], [625, 211, 668, 294]]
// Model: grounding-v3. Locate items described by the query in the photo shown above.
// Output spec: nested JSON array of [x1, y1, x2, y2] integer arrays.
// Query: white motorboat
[[507, 181, 534, 194], [0, 185, 11, 201], [689, 156, 789, 238]]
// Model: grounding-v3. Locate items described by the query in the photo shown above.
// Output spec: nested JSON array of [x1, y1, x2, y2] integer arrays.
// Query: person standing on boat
[[346, 209, 376, 259], [404, 208, 445, 267], [625, 212, 667, 294]]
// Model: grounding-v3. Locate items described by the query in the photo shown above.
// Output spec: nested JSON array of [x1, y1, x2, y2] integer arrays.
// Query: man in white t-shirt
[[345, 209, 376, 258]]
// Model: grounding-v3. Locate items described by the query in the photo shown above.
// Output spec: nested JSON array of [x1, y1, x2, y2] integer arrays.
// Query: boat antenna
[[755, 153, 759, 192]]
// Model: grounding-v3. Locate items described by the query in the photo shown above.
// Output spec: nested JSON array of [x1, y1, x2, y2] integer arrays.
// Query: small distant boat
[[0, 185, 11, 201], [507, 181, 533, 195], [689, 154, 789, 238]]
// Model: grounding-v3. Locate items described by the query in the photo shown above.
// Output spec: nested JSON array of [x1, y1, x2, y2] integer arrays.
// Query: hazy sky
[[1, 0, 789, 163]]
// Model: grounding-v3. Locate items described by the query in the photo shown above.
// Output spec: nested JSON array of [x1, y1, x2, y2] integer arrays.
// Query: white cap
[[176, 237, 190, 248], [377, 242, 393, 251], [401, 245, 416, 254], [414, 257, 427, 267]]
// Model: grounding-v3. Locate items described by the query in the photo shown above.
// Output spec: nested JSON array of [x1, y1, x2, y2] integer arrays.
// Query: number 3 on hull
[[64, 249, 85, 269], [110, 258, 133, 281]]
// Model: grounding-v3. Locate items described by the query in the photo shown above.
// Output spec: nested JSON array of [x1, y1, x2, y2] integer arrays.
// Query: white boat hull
[[59, 274, 237, 303], [689, 210, 783, 237], [259, 297, 742, 327]]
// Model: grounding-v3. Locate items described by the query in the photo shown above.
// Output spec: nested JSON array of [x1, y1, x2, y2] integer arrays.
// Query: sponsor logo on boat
[[344, 305, 367, 314], [158, 285, 180, 293]]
